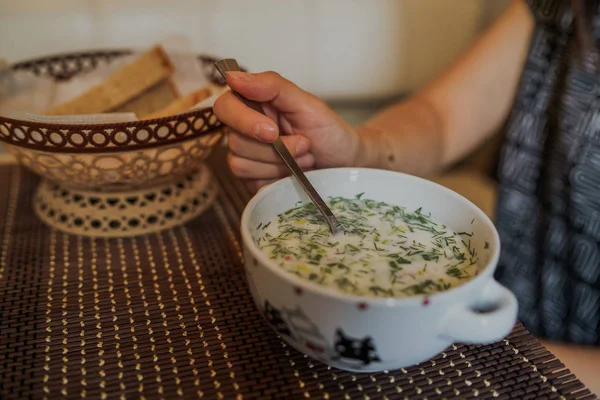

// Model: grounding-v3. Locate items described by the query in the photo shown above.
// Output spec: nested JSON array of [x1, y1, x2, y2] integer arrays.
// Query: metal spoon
[[214, 58, 344, 235]]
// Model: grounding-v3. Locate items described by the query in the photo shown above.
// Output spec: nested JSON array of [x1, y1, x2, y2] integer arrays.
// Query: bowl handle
[[440, 280, 518, 344]]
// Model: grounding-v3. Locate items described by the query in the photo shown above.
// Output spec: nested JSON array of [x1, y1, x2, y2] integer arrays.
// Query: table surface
[[0, 147, 597, 400]]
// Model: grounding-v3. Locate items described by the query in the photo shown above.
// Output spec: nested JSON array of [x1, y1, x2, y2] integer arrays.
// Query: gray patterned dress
[[495, 0, 600, 345]]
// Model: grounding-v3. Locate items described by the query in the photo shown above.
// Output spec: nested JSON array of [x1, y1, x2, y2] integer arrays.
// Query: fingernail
[[253, 121, 278, 142], [297, 155, 314, 168], [227, 71, 254, 81], [295, 137, 310, 155]]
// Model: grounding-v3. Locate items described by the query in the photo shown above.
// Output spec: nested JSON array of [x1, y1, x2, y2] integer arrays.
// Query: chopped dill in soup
[[254, 194, 480, 298]]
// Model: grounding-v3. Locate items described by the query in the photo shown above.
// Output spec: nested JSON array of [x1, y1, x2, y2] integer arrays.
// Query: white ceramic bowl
[[240, 168, 518, 373]]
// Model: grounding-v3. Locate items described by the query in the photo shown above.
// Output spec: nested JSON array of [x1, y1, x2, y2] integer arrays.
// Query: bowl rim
[[240, 167, 502, 307]]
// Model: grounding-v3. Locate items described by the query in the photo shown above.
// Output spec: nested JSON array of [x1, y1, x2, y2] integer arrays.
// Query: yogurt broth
[[254, 195, 482, 298]]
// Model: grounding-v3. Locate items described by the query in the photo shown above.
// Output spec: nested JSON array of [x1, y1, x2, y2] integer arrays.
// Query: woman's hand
[[213, 71, 360, 193]]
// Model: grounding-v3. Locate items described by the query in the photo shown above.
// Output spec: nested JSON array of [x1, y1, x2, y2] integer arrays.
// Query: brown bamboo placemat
[[0, 148, 597, 400]]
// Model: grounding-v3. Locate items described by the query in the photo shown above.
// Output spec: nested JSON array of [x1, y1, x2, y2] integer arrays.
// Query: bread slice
[[141, 86, 212, 120], [111, 78, 179, 118], [45, 46, 175, 116]]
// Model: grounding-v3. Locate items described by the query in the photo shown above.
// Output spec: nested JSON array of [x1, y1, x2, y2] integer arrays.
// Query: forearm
[[355, 95, 444, 177], [355, 0, 534, 176]]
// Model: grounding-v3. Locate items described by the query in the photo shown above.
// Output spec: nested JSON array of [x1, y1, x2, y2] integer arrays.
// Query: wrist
[[352, 95, 444, 175], [353, 125, 386, 169]]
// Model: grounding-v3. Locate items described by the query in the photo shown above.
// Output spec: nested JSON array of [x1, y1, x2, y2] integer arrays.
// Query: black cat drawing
[[263, 301, 293, 338], [333, 328, 381, 365]]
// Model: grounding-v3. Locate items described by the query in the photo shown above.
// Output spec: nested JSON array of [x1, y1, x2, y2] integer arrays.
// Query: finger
[[243, 165, 316, 194], [225, 70, 323, 113], [228, 152, 315, 180], [244, 179, 278, 195], [213, 91, 279, 143], [228, 131, 310, 163]]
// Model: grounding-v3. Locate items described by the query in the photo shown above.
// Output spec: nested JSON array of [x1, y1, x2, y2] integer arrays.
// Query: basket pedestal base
[[33, 164, 218, 238]]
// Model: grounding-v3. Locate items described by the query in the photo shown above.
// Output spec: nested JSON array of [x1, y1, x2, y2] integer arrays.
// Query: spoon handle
[[214, 59, 343, 235]]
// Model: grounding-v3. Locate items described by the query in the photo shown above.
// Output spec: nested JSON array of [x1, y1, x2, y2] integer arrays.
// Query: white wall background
[[0, 0, 509, 102]]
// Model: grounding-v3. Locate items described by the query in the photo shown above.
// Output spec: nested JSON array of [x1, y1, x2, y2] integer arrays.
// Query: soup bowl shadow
[[240, 168, 517, 373]]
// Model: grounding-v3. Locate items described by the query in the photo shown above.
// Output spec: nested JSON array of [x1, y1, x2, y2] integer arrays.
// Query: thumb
[[225, 71, 321, 114]]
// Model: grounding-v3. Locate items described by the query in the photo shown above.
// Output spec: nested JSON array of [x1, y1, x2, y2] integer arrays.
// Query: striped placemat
[[0, 148, 596, 399]]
